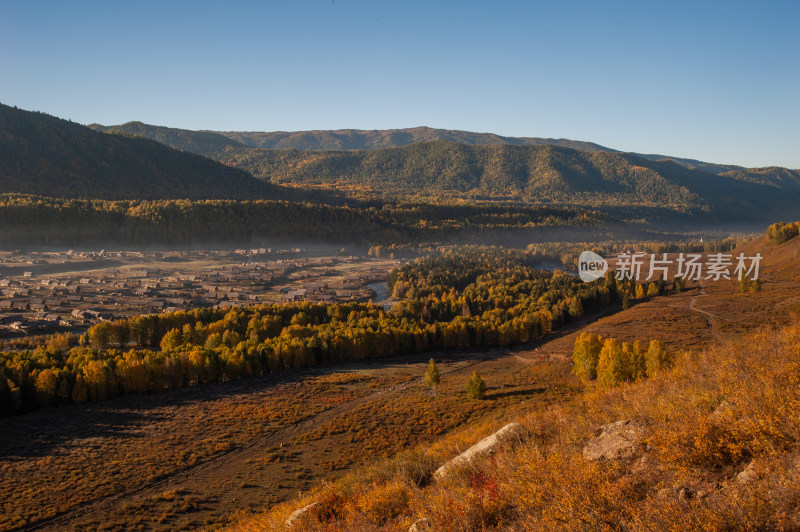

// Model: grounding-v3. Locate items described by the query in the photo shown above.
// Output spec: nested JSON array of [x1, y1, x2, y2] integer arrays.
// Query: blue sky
[[2, 1, 798, 167]]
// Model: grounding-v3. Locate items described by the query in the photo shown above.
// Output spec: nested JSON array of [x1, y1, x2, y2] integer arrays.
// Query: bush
[[466, 371, 486, 400], [673, 276, 685, 292], [571, 332, 603, 381], [766, 221, 800, 245], [425, 358, 440, 393]]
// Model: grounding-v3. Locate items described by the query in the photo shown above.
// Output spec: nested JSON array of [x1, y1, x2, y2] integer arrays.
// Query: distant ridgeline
[[3, 103, 799, 239], [90, 120, 800, 225]]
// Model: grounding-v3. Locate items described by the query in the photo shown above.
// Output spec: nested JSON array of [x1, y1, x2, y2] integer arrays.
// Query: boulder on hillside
[[285, 502, 317, 528], [433, 422, 526, 481], [583, 420, 643, 461], [409, 517, 432, 531], [737, 460, 759, 484]]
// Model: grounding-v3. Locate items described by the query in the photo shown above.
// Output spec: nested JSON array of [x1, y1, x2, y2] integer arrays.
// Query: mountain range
[[92, 121, 793, 177], [89, 119, 800, 223], [2, 103, 799, 226]]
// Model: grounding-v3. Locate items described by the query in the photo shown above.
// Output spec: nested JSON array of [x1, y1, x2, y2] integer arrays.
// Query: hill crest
[[0, 104, 290, 201]]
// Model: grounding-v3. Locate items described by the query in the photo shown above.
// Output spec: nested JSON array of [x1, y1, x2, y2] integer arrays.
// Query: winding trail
[[686, 278, 763, 341], [687, 278, 721, 341]]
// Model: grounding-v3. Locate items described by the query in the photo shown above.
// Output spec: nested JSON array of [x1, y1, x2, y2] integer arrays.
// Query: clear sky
[[2, 1, 798, 168]]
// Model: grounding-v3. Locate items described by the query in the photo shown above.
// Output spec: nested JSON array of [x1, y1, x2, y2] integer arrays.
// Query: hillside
[[242, 319, 800, 531], [214, 141, 800, 222], [84, 120, 800, 224], [89, 122, 800, 179], [234, 231, 800, 531], [0, 104, 288, 200]]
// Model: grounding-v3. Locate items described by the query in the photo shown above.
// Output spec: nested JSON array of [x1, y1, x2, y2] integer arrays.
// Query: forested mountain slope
[[87, 120, 800, 223], [0, 104, 288, 200], [91, 121, 246, 153], [213, 141, 800, 220]]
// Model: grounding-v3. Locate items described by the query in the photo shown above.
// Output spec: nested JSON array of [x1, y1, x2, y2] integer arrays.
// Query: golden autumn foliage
[[1, 249, 619, 417], [766, 221, 800, 245], [573, 333, 671, 388], [233, 319, 800, 531]]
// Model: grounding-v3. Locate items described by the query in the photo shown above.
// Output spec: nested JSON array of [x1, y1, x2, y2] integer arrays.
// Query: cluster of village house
[[0, 249, 389, 336]]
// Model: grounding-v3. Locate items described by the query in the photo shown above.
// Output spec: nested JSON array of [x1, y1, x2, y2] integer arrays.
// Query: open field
[[1, 344, 579, 530]]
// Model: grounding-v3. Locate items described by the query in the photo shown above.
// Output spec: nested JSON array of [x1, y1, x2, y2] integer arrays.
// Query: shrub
[[571, 332, 603, 381], [766, 221, 800, 245], [425, 358, 440, 393], [673, 276, 686, 292], [466, 371, 486, 400]]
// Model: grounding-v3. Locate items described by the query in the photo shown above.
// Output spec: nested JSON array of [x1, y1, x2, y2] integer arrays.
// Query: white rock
[[737, 460, 758, 484], [285, 502, 317, 528], [409, 517, 432, 531], [582, 420, 642, 461], [433, 423, 526, 481]]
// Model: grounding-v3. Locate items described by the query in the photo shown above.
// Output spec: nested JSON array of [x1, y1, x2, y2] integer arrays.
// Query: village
[[0, 247, 402, 337]]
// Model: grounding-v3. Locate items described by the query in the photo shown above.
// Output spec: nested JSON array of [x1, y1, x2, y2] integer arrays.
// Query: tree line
[[571, 332, 674, 387], [1, 249, 620, 416], [0, 194, 602, 247]]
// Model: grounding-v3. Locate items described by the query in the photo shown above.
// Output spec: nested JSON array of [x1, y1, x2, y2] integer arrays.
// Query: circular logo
[[578, 251, 608, 282]]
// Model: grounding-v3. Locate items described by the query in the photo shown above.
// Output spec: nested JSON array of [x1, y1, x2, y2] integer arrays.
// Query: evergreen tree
[[425, 358, 440, 394], [674, 276, 685, 292], [465, 371, 486, 400]]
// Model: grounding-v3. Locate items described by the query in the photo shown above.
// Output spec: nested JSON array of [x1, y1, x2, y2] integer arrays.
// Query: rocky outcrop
[[433, 423, 526, 481], [710, 399, 733, 420], [582, 420, 643, 461], [409, 517, 432, 531], [737, 460, 759, 484], [285, 502, 317, 528]]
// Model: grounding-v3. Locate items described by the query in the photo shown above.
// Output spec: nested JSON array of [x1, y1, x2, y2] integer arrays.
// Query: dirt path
[[687, 279, 722, 340], [686, 279, 765, 340]]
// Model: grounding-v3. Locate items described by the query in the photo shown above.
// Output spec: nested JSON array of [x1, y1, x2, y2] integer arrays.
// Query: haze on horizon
[[2, 0, 798, 168]]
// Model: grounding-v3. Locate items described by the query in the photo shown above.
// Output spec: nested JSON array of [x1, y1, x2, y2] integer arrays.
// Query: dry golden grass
[[235, 319, 800, 531]]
